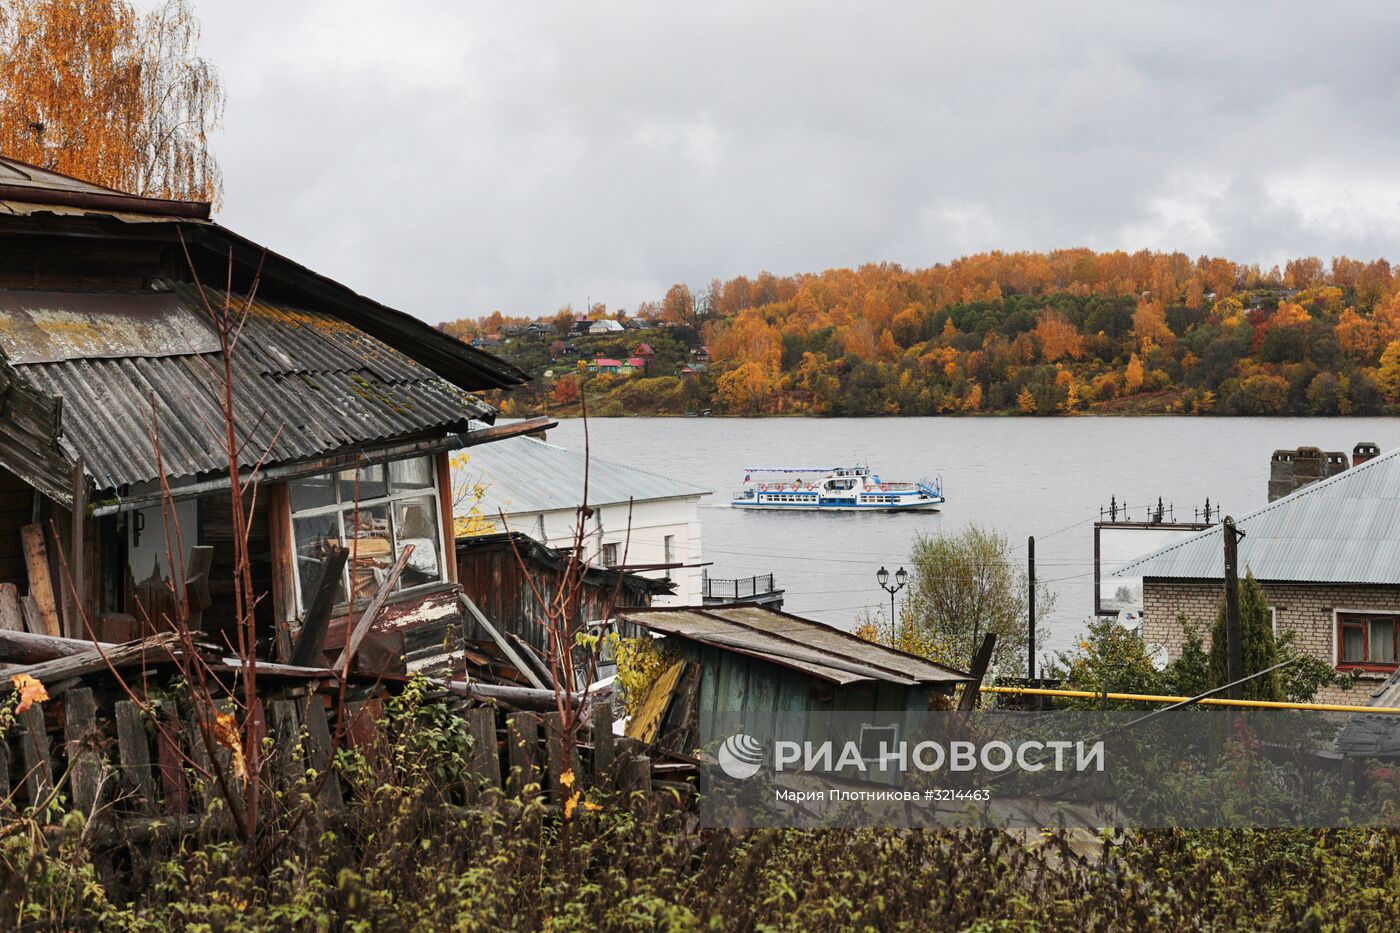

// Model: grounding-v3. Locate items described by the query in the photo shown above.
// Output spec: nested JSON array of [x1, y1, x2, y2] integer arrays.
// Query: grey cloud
[[189, 1, 1400, 322]]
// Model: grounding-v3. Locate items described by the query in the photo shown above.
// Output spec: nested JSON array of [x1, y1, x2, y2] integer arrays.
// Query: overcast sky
[[191, 1, 1400, 323]]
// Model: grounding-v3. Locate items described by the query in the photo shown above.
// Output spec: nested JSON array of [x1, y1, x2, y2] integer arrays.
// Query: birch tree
[[0, 0, 223, 203]]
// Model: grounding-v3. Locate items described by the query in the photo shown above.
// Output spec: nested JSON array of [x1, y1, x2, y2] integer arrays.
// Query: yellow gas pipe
[[979, 685, 1400, 715]]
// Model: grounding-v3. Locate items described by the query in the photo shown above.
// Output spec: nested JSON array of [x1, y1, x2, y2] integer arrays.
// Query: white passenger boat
[[731, 465, 944, 511]]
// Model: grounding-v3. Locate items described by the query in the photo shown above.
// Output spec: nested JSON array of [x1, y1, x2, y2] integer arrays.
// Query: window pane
[[1371, 620, 1396, 663], [1341, 625, 1366, 663], [392, 495, 441, 590], [346, 504, 392, 601], [294, 513, 346, 611], [290, 472, 336, 512], [389, 456, 435, 493], [339, 463, 388, 502]]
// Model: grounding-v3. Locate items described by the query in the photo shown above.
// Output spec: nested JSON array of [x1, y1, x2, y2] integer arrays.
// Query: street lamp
[[877, 566, 908, 623]]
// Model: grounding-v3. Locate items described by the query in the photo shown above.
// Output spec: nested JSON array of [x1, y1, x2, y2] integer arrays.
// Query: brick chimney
[[1354, 442, 1380, 466]]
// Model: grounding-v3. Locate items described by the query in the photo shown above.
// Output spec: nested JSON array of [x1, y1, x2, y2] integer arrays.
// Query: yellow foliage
[[1016, 385, 1036, 414], [11, 673, 47, 713], [607, 634, 673, 716]]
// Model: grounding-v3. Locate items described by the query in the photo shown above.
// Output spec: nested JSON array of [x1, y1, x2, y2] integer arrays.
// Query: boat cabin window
[[287, 455, 445, 613]]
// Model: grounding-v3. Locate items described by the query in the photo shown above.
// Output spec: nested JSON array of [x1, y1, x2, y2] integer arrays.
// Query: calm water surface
[[546, 416, 1400, 664]]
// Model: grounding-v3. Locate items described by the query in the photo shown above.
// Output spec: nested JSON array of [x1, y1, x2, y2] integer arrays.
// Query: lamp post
[[877, 566, 908, 624]]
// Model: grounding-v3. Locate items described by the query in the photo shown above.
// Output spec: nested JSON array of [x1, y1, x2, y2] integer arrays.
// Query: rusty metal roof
[[1117, 445, 1400, 584], [0, 283, 495, 490], [615, 605, 972, 686]]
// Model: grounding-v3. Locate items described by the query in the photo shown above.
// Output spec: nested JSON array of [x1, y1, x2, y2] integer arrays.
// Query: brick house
[[1118, 446, 1400, 704]]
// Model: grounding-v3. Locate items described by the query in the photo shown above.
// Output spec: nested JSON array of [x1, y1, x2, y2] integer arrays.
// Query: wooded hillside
[[446, 249, 1400, 416]]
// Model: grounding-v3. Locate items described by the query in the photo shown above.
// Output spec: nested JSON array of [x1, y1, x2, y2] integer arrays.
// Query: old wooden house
[[0, 155, 538, 670]]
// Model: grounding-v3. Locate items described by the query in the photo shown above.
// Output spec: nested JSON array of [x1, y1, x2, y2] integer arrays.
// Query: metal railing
[[703, 573, 777, 600]]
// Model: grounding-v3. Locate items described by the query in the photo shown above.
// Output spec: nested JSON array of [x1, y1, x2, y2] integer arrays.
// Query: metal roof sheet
[[462, 433, 710, 516], [3, 284, 493, 488], [617, 605, 972, 686], [1116, 446, 1400, 584]]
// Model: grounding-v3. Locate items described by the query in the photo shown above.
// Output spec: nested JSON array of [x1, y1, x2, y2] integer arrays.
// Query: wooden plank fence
[[0, 689, 665, 834]]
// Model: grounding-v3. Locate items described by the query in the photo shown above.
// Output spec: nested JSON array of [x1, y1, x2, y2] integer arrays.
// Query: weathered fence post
[[115, 701, 158, 814], [464, 706, 501, 799], [506, 713, 539, 795], [63, 687, 102, 816], [591, 703, 615, 789], [19, 704, 53, 806]]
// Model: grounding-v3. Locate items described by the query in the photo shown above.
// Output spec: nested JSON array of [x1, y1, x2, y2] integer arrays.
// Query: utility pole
[[1027, 535, 1036, 682], [1223, 516, 1243, 700]]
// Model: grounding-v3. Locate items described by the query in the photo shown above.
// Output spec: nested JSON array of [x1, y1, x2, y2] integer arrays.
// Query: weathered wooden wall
[[456, 535, 655, 658]]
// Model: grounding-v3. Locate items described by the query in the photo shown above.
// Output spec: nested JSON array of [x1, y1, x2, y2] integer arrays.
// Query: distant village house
[[1121, 446, 1400, 704]]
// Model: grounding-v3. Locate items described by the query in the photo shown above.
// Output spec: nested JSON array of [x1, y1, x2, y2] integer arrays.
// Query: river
[[544, 416, 1400, 665]]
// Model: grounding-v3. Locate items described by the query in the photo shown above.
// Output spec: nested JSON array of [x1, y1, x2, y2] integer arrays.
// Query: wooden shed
[[614, 605, 973, 749]]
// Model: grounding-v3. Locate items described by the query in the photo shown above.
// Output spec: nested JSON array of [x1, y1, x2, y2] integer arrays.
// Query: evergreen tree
[[1207, 570, 1282, 701]]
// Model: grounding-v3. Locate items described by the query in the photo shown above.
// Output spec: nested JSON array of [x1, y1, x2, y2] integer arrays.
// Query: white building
[[588, 319, 625, 334], [456, 434, 709, 605]]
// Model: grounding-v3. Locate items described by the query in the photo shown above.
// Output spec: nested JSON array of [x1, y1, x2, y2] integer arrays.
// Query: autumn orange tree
[[464, 249, 1400, 418], [0, 0, 223, 203]]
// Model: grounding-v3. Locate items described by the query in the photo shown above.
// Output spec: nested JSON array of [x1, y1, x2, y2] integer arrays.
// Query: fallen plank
[[626, 660, 686, 744], [332, 545, 413, 673], [0, 629, 118, 665], [20, 524, 61, 637], [457, 592, 548, 691]]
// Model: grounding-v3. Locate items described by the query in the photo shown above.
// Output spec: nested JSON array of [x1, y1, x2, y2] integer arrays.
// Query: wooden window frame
[[284, 454, 450, 617], [1336, 611, 1400, 672]]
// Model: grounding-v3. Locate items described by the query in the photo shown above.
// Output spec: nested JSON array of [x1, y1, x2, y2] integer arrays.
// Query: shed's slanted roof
[[462, 434, 709, 516], [0, 283, 494, 492], [616, 605, 972, 686], [1116, 446, 1400, 584], [1335, 668, 1400, 757]]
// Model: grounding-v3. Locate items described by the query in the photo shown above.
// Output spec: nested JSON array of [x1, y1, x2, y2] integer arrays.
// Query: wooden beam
[[20, 523, 61, 637], [0, 632, 180, 697], [332, 545, 414, 673], [288, 545, 349, 668], [0, 629, 118, 664], [459, 417, 558, 449], [0, 584, 23, 632], [67, 460, 88, 639], [266, 482, 297, 642], [435, 451, 458, 584], [447, 680, 580, 710]]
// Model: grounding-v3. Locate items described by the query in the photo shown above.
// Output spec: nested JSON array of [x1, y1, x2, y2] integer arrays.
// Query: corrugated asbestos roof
[[616, 605, 972, 686], [462, 433, 710, 515], [0, 283, 494, 489], [1335, 668, 1400, 756], [1116, 446, 1400, 584]]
